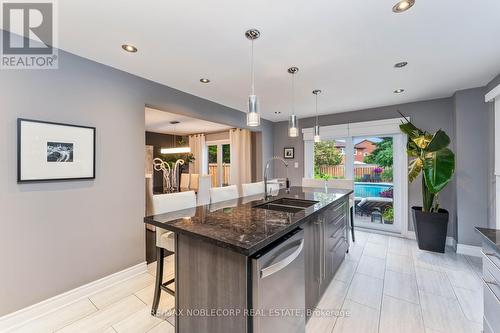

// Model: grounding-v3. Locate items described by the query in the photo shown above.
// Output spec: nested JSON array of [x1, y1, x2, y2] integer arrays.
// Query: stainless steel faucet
[[264, 156, 290, 197]]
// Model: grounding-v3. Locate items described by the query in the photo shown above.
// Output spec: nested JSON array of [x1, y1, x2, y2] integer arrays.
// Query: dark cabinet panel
[[304, 220, 319, 315], [304, 196, 349, 321]]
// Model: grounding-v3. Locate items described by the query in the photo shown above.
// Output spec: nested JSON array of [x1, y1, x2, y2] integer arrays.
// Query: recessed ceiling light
[[121, 44, 137, 53], [394, 61, 408, 68], [394, 89, 405, 94], [392, 0, 415, 13], [200, 78, 210, 83]]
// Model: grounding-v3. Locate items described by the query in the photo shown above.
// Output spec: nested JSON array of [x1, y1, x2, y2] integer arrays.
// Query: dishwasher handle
[[260, 239, 304, 279]]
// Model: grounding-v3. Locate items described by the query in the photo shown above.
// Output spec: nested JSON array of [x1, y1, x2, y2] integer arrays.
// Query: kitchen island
[[145, 186, 352, 333]]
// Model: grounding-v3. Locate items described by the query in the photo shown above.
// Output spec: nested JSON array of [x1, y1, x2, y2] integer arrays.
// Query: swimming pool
[[354, 182, 392, 198]]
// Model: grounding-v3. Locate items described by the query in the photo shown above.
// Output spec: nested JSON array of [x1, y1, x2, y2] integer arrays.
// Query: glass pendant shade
[[247, 94, 260, 126], [314, 125, 321, 143], [245, 29, 261, 127], [288, 114, 299, 137]]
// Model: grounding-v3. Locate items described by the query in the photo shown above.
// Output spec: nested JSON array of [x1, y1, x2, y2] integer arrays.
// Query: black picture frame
[[17, 118, 96, 182], [283, 147, 295, 159]]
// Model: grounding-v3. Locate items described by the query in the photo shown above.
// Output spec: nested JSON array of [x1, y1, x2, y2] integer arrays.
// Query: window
[[313, 139, 346, 180], [206, 141, 231, 187]]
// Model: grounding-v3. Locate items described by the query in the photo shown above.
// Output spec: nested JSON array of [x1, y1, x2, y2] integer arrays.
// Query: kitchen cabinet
[[476, 228, 500, 333], [304, 196, 349, 318]]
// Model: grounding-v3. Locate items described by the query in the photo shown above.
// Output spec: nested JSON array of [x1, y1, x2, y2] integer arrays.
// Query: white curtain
[[189, 134, 206, 174], [229, 128, 252, 186]]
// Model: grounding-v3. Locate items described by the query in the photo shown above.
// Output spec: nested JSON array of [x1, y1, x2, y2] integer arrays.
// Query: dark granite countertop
[[144, 186, 352, 256], [476, 227, 500, 251]]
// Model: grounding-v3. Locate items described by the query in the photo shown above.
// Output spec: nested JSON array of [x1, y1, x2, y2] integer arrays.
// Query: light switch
[[294, 162, 299, 168]]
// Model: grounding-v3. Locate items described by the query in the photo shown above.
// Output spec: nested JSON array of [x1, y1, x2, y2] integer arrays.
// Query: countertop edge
[[144, 189, 352, 256], [475, 227, 500, 251]]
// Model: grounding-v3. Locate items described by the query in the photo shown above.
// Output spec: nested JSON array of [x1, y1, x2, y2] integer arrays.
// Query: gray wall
[[273, 98, 457, 238], [0, 48, 273, 315], [486, 74, 500, 228], [453, 88, 491, 246], [274, 87, 499, 246]]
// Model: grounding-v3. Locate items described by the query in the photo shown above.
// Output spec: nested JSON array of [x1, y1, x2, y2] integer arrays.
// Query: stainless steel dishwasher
[[251, 228, 305, 333]]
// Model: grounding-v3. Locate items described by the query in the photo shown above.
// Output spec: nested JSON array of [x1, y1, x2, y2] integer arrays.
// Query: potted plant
[[383, 207, 394, 225], [399, 116, 455, 253]]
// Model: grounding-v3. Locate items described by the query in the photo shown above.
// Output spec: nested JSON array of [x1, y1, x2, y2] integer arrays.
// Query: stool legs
[[151, 247, 164, 315], [350, 206, 355, 242]]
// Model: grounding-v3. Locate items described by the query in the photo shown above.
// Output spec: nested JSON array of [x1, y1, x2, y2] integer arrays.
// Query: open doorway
[[143, 107, 263, 262]]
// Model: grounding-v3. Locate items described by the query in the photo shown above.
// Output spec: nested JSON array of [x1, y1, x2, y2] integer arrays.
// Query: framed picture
[[17, 118, 96, 182], [283, 147, 295, 159]]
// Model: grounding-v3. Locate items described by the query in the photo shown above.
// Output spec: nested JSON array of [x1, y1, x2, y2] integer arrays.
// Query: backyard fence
[[208, 163, 231, 186], [318, 164, 380, 179]]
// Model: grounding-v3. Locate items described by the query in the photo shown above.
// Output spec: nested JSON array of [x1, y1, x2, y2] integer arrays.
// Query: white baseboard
[[456, 244, 483, 257], [0, 262, 147, 332], [406, 231, 456, 248]]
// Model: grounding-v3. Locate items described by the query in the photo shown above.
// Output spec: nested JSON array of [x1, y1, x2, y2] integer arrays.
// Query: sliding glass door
[[310, 128, 406, 235], [351, 136, 397, 232]]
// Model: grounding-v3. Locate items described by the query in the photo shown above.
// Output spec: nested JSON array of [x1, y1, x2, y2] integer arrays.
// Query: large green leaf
[[399, 122, 423, 140], [406, 140, 420, 157], [423, 148, 455, 193], [411, 133, 434, 149], [408, 158, 423, 183], [426, 129, 450, 152]]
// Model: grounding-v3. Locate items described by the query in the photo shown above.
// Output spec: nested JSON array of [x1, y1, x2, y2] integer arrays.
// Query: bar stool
[[241, 181, 265, 197], [209, 185, 239, 203], [151, 190, 197, 315]]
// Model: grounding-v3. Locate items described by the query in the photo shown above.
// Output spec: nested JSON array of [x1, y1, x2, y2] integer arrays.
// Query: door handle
[[484, 279, 498, 286], [484, 251, 500, 260], [260, 240, 304, 278], [483, 278, 500, 303]]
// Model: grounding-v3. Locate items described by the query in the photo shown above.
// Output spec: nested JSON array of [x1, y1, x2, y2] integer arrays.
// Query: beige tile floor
[[10, 231, 483, 333], [307, 230, 484, 333]]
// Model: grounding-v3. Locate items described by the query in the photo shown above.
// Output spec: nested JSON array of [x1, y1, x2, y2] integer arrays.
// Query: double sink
[[254, 198, 318, 214]]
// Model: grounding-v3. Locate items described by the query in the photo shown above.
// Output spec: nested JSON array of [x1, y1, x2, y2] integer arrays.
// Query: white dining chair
[[241, 181, 265, 197], [209, 185, 239, 203], [179, 173, 190, 191], [197, 175, 211, 205], [190, 173, 199, 192], [151, 191, 197, 315]]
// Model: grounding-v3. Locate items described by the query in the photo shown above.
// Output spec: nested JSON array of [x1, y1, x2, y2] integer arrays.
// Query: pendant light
[[245, 29, 261, 127], [288, 66, 299, 137], [312, 89, 322, 143], [160, 122, 191, 154]]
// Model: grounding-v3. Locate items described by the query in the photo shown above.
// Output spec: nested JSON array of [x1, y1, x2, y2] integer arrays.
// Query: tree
[[363, 138, 393, 167], [314, 141, 343, 173]]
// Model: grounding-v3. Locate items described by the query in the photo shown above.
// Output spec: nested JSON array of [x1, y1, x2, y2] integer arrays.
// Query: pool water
[[354, 182, 392, 198]]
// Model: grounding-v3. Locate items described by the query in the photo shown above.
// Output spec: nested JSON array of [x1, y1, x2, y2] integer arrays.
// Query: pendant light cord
[[251, 39, 255, 95], [292, 72, 295, 116], [315, 94, 319, 126]]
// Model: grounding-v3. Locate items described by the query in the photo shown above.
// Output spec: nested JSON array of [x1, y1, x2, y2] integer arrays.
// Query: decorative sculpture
[[172, 159, 185, 191], [153, 158, 172, 193]]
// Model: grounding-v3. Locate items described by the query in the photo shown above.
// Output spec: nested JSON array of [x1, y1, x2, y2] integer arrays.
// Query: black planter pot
[[411, 206, 449, 253]]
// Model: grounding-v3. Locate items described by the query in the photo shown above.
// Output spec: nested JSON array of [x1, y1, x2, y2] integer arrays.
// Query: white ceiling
[[145, 107, 232, 135], [58, 0, 500, 122]]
